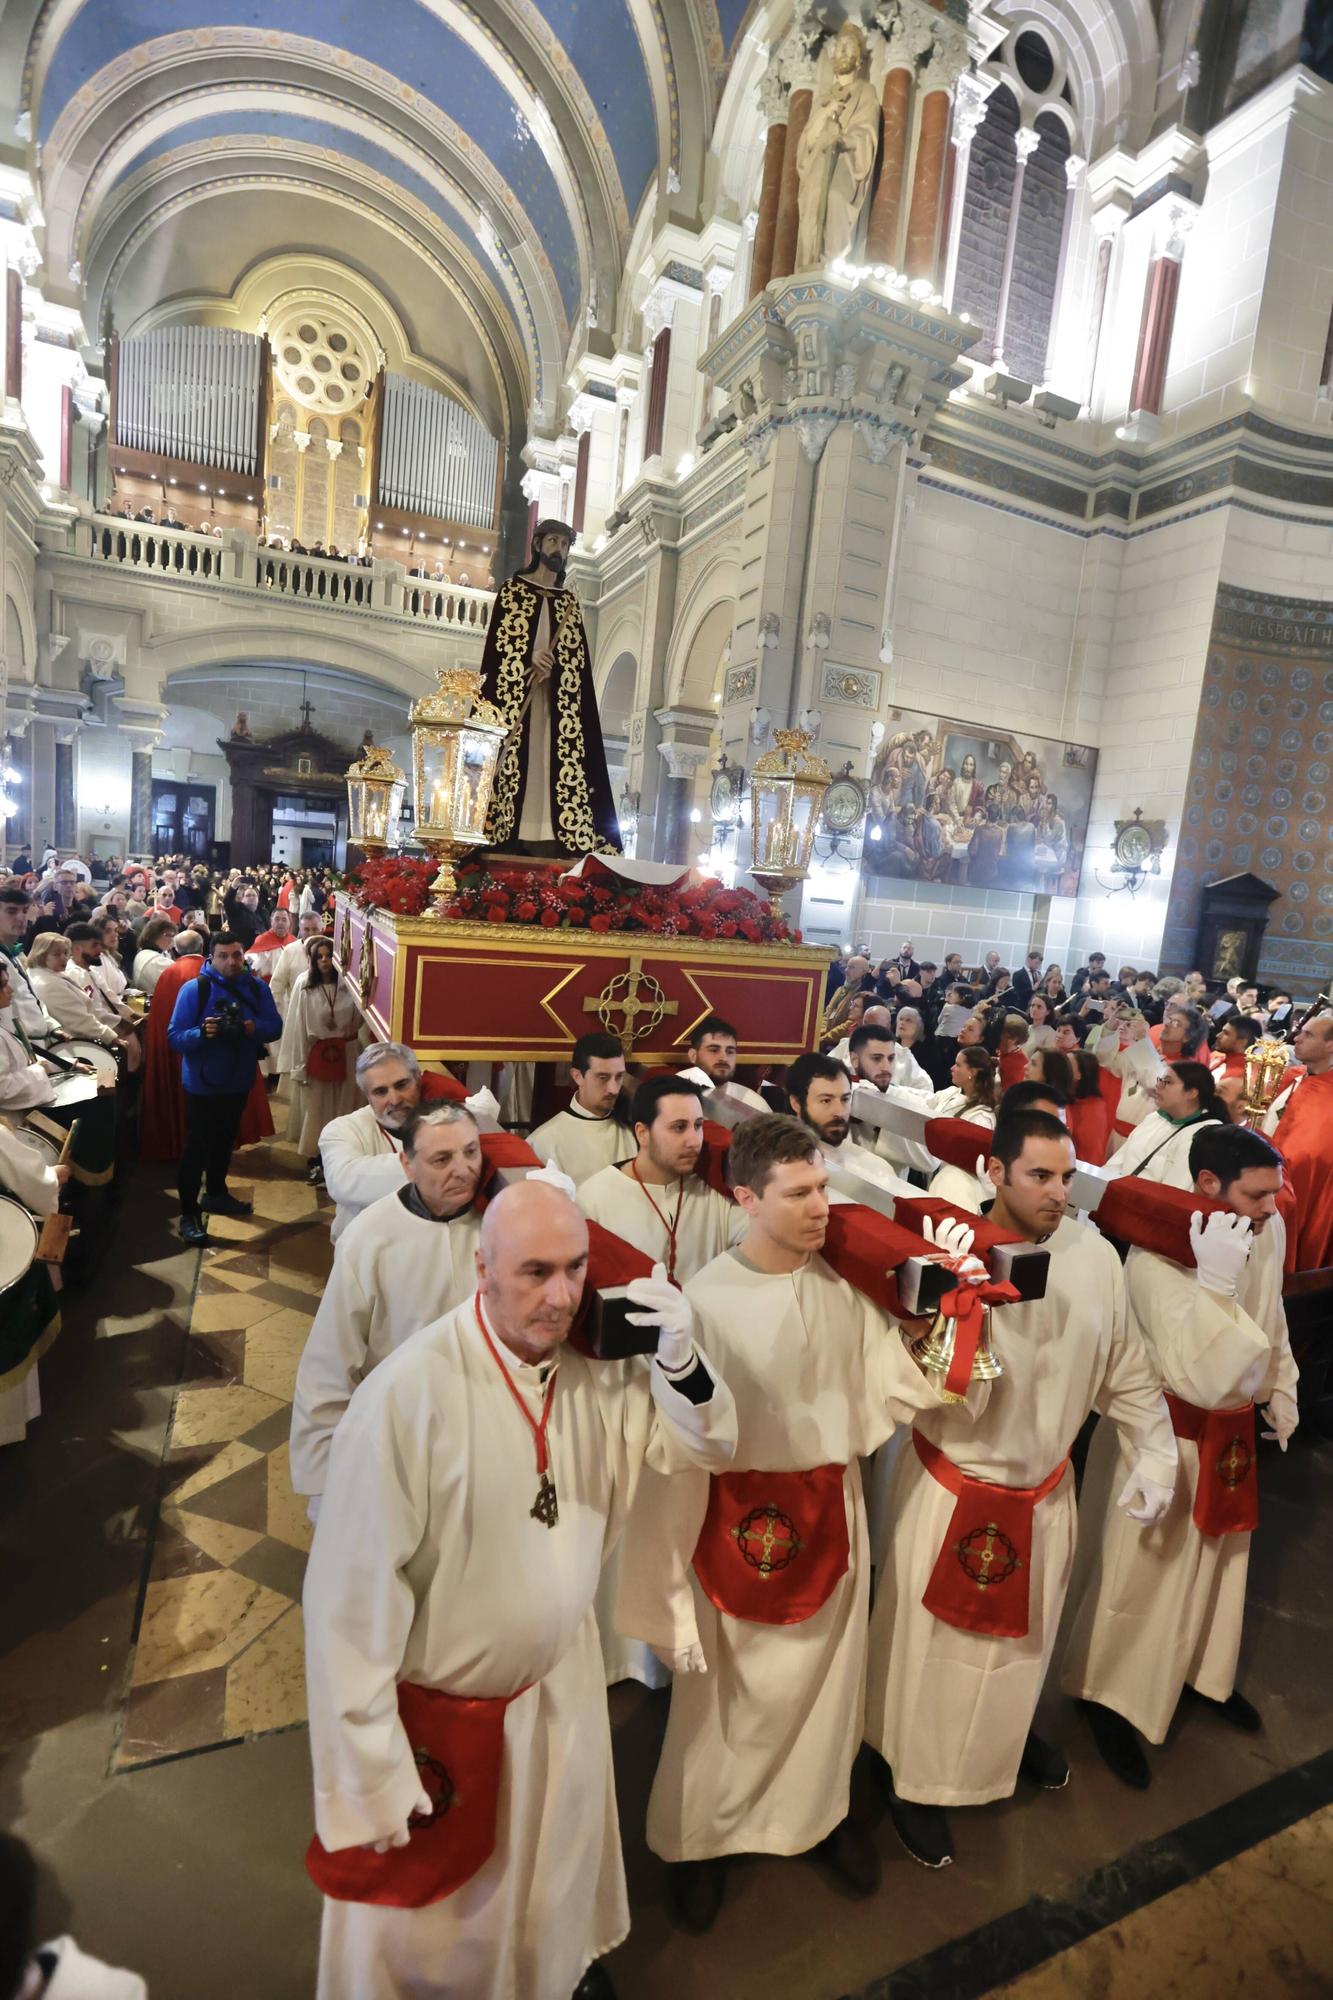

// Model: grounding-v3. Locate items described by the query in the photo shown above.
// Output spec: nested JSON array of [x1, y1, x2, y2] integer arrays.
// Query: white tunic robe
[[863, 1219, 1177, 1806], [278, 973, 366, 1156], [527, 1105, 635, 1188], [575, 1161, 745, 1685], [304, 1293, 736, 2000], [0, 1124, 60, 1447], [1103, 1111, 1219, 1190], [1060, 1216, 1296, 1741], [625, 1249, 954, 1862], [321, 1105, 409, 1244], [290, 1186, 483, 1499]]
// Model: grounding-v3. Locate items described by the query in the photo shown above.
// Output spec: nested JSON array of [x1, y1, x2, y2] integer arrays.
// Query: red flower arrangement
[[349, 857, 800, 943]]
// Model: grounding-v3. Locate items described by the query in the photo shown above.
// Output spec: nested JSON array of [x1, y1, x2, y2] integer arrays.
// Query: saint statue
[[477, 518, 621, 857], [795, 22, 881, 270]]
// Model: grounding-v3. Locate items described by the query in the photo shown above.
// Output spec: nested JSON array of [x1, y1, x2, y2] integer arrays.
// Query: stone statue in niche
[[231, 711, 252, 739], [796, 22, 881, 269]]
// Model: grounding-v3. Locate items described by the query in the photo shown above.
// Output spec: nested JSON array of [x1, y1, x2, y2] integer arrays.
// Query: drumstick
[[36, 1118, 78, 1265]]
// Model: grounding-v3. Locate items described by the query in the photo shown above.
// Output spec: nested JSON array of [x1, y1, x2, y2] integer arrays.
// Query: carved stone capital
[[1152, 195, 1199, 263], [1014, 127, 1043, 165], [757, 48, 790, 125], [566, 392, 597, 436], [951, 71, 993, 148], [641, 284, 676, 342]]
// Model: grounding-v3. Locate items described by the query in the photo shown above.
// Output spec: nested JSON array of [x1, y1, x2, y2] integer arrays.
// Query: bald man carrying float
[[302, 1179, 737, 2000]]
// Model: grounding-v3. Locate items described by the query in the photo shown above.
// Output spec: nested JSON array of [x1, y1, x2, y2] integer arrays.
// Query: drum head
[[13, 1125, 61, 1171], [0, 1196, 39, 1293], [49, 1071, 101, 1110], [61, 1039, 119, 1086]]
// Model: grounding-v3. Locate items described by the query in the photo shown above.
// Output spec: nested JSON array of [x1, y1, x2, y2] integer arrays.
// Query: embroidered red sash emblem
[[915, 1430, 1070, 1640], [692, 1465, 850, 1626], [306, 1680, 528, 1907], [1166, 1392, 1258, 1537]]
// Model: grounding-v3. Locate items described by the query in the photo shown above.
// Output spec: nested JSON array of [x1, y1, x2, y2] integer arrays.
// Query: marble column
[[865, 64, 913, 265], [54, 736, 76, 848], [652, 712, 714, 865], [1129, 202, 1195, 417], [750, 54, 789, 298], [771, 43, 816, 282], [129, 749, 153, 856], [940, 71, 992, 307], [904, 86, 952, 281], [991, 127, 1042, 367]]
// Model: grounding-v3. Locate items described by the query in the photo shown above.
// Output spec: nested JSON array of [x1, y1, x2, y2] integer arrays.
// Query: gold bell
[[910, 1305, 1004, 1404]]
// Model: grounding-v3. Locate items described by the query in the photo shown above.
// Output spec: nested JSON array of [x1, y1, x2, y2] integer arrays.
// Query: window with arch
[[951, 25, 1078, 384]]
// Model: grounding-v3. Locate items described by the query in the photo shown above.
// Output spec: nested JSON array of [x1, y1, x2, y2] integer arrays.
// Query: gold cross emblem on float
[[583, 954, 677, 1051]]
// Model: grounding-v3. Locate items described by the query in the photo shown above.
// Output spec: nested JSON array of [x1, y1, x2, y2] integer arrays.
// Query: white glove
[[366, 1787, 433, 1852], [626, 1260, 695, 1372], [1116, 1466, 1176, 1525], [464, 1085, 501, 1124], [1190, 1210, 1253, 1298], [921, 1214, 988, 1287], [651, 1641, 707, 1675], [525, 1161, 577, 1200], [676, 1065, 715, 1092], [1261, 1386, 1299, 1451]]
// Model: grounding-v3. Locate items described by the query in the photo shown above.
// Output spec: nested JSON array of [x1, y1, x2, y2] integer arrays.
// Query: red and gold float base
[[335, 895, 831, 1064]]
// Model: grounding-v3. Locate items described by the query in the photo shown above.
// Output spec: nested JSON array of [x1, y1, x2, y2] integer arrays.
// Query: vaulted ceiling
[[2, 0, 758, 439]]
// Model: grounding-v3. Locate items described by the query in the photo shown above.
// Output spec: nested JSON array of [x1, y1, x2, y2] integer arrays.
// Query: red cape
[[139, 955, 274, 1163], [1271, 1069, 1333, 1274], [250, 929, 290, 955]]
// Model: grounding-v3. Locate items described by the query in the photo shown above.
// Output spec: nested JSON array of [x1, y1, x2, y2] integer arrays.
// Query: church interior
[[2, 0, 1333, 1996]]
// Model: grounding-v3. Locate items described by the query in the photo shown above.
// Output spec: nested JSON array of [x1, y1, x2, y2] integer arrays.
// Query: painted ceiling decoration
[[20, 0, 749, 449]]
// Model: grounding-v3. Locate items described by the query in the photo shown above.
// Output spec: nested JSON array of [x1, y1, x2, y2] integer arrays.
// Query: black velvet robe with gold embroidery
[[478, 574, 621, 855]]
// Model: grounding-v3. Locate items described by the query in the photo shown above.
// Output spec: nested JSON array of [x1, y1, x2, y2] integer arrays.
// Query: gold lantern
[[344, 742, 406, 855], [909, 1307, 1005, 1404], [747, 727, 832, 917], [409, 666, 510, 910], [1238, 1036, 1292, 1131]]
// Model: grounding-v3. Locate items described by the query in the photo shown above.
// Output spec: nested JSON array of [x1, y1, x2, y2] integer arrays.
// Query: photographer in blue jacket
[[168, 932, 283, 1246]]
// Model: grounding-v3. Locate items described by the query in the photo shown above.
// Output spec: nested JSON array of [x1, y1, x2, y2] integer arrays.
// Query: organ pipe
[[377, 372, 500, 527], [113, 325, 263, 473]]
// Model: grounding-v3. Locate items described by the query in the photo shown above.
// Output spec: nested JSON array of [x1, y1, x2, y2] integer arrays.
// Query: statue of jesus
[[477, 518, 621, 857], [796, 22, 881, 270]]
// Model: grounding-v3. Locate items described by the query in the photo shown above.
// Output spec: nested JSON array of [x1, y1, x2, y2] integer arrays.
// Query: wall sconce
[[1094, 808, 1168, 897]]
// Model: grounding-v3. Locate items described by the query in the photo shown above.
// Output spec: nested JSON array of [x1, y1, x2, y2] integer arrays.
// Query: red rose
[[558, 880, 587, 903], [589, 913, 613, 932], [739, 920, 761, 942], [539, 908, 560, 926], [515, 900, 538, 921], [486, 906, 508, 924], [718, 921, 738, 938], [564, 910, 588, 926]]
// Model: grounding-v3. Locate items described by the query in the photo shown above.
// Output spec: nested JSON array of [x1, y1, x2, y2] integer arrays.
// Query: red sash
[[305, 1036, 348, 1083], [306, 1680, 527, 1908], [692, 1465, 849, 1625], [1165, 1392, 1258, 1536], [915, 1431, 1070, 1640]]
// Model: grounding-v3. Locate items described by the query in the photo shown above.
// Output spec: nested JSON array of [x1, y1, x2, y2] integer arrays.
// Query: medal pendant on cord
[[532, 1471, 560, 1529]]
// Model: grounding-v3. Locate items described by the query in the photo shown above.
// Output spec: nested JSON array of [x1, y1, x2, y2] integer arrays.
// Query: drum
[[44, 1040, 119, 1103], [0, 1194, 39, 1296], [13, 1124, 61, 1173]]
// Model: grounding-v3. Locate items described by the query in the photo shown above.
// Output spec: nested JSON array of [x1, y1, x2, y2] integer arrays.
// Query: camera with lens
[[212, 999, 248, 1043]]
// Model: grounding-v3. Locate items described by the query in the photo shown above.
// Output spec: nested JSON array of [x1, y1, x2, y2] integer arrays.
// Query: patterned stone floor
[[115, 1139, 331, 1769]]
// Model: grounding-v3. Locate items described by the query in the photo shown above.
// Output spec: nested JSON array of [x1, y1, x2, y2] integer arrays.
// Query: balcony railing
[[77, 516, 494, 636]]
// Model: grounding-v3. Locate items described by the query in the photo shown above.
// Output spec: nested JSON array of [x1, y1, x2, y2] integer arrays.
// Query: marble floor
[[1, 1126, 1331, 2000]]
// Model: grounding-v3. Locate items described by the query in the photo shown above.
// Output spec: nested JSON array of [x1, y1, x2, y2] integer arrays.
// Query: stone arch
[[594, 608, 646, 699], [138, 625, 434, 708], [663, 555, 741, 709], [599, 651, 638, 740]]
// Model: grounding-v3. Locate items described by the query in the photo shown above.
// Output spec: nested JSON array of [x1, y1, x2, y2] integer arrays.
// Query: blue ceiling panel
[[715, 0, 754, 52], [39, 0, 582, 314], [534, 0, 657, 211]]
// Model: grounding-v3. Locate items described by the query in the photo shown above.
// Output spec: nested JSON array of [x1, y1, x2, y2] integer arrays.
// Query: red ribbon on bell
[[937, 1279, 1021, 1398]]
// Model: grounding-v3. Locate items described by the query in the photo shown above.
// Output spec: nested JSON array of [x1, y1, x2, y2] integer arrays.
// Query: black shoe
[[1018, 1729, 1069, 1790], [201, 1192, 253, 1218], [571, 1965, 616, 2000], [1189, 1687, 1262, 1733], [668, 1858, 726, 1933], [1082, 1701, 1150, 1790], [179, 1213, 209, 1247], [883, 1782, 953, 1869], [816, 1815, 881, 1897]]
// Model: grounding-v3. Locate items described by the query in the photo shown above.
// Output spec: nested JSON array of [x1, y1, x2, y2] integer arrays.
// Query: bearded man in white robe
[[303, 1180, 737, 2000], [319, 1042, 496, 1243], [291, 1105, 487, 1509], [620, 1113, 986, 1932], [863, 1108, 1178, 1870], [528, 1032, 634, 1187], [676, 1014, 770, 1114], [1061, 1125, 1298, 1786]]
